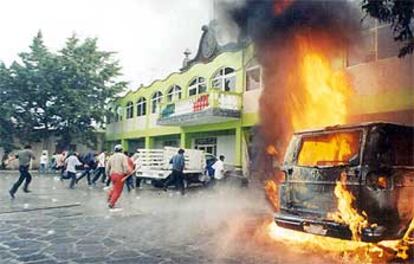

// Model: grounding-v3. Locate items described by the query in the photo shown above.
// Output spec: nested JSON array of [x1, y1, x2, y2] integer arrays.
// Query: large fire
[[262, 34, 413, 262], [327, 172, 369, 241], [297, 131, 360, 167], [288, 34, 350, 132]]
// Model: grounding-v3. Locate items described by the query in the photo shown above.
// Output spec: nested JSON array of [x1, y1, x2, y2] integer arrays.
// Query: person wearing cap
[[9, 145, 36, 199], [163, 148, 186, 195], [106, 144, 132, 208]]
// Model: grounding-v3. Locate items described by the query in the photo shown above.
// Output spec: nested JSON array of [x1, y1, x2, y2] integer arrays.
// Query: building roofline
[[293, 121, 414, 135]]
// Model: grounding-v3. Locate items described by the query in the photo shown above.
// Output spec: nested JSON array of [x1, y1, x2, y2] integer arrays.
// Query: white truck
[[134, 147, 210, 188]]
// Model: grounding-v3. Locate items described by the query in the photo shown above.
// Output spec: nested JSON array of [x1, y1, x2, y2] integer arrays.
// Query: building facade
[[106, 25, 261, 170], [106, 21, 413, 171]]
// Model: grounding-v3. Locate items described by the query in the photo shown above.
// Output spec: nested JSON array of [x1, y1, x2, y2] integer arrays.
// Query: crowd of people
[[6, 144, 227, 209]]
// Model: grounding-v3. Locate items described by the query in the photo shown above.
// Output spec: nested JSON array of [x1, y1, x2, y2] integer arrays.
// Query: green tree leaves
[[0, 31, 126, 150]]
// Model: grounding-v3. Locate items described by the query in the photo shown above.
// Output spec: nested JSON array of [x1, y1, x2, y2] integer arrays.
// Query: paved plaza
[[0, 171, 352, 264]]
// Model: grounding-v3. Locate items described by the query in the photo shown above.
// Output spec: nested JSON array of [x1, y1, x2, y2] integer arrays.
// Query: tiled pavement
[[0, 171, 345, 264]]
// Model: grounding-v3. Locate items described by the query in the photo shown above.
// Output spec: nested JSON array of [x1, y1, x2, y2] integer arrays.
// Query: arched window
[[167, 85, 182, 102], [151, 91, 163, 113], [212, 67, 236, 92], [188, 77, 206, 96], [126, 101, 134, 119], [136, 97, 147, 116]]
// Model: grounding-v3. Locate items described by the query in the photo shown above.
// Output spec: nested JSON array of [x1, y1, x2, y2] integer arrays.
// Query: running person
[[9, 145, 35, 199], [106, 145, 132, 208]]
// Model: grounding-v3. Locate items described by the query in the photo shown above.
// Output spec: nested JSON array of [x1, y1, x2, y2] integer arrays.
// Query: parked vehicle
[[135, 147, 209, 188], [274, 122, 414, 242]]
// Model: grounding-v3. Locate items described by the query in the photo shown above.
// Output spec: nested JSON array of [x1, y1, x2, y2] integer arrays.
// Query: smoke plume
[[229, 0, 361, 171]]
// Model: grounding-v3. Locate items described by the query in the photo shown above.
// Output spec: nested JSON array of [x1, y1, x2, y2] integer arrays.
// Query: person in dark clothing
[[163, 149, 185, 195], [76, 152, 96, 186], [91, 151, 106, 185], [9, 145, 35, 199]]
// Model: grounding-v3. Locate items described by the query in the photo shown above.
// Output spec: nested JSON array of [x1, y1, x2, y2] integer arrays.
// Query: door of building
[[194, 137, 217, 156]]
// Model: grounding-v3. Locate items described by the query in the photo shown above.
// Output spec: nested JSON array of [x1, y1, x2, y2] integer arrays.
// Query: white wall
[[217, 135, 235, 165], [242, 89, 262, 113]]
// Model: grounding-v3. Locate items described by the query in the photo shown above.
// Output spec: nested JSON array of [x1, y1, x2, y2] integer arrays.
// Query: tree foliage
[[0, 63, 15, 152], [1, 31, 126, 150], [362, 0, 414, 57]]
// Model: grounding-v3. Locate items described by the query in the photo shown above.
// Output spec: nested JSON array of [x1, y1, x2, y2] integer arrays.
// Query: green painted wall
[[106, 44, 260, 167]]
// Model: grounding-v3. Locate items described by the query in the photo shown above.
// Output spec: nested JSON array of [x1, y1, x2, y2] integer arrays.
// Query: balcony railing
[[157, 90, 242, 126]]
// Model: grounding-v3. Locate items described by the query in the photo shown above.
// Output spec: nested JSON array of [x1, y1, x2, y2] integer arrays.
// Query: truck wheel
[[152, 180, 164, 188]]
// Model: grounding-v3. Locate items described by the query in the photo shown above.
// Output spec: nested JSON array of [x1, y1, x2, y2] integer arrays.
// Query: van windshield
[[297, 130, 362, 167]]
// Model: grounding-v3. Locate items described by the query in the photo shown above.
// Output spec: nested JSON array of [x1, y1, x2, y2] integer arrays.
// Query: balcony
[[157, 90, 242, 126]]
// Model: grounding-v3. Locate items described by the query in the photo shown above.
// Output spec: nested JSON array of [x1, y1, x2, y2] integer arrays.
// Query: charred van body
[[274, 122, 414, 242]]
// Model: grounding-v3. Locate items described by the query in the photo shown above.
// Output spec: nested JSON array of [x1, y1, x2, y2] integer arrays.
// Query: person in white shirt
[[39, 151, 48, 174], [212, 155, 225, 180], [63, 152, 82, 189], [131, 149, 142, 188], [91, 151, 106, 185]]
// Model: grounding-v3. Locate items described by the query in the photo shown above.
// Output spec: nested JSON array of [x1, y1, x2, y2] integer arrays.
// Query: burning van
[[274, 122, 414, 242]]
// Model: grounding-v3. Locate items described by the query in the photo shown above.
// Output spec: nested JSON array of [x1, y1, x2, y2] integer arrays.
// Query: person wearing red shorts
[[105, 145, 131, 208]]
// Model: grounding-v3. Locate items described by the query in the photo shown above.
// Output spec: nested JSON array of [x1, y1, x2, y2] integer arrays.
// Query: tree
[[362, 0, 414, 57], [0, 62, 15, 153], [6, 32, 126, 150], [53, 35, 127, 148], [9, 31, 60, 145]]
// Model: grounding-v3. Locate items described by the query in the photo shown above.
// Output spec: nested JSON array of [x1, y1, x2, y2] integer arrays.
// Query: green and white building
[[105, 25, 262, 170]]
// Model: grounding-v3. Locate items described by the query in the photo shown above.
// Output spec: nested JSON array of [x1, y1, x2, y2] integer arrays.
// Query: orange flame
[[289, 35, 350, 132], [297, 131, 360, 167], [395, 217, 414, 259], [266, 222, 400, 263], [264, 180, 279, 211], [328, 172, 369, 241], [266, 145, 278, 156]]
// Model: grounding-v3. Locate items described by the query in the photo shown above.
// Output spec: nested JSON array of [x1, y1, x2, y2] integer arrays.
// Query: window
[[167, 85, 182, 102], [126, 101, 134, 119], [297, 131, 362, 167], [151, 91, 163, 114], [377, 26, 401, 60], [366, 126, 414, 166], [246, 59, 261, 91], [115, 106, 123, 122], [346, 22, 404, 67], [136, 97, 147, 116], [246, 65, 261, 91], [212, 67, 236, 91], [188, 77, 206, 96], [347, 30, 376, 66], [164, 140, 178, 147], [194, 137, 217, 156]]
